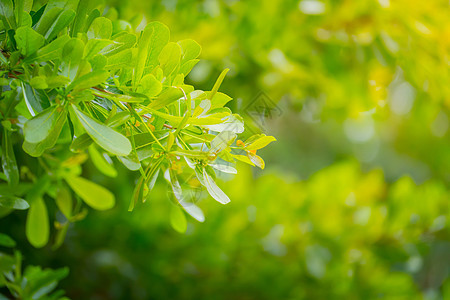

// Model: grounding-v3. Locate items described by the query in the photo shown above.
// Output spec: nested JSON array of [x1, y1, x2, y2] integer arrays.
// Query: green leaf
[[15, 0, 33, 27], [88, 145, 118, 177], [133, 21, 170, 88], [202, 168, 230, 204], [65, 176, 115, 210], [0, 233, 16, 247], [1, 129, 19, 186], [14, 26, 45, 56], [158, 42, 181, 76], [178, 39, 201, 64], [148, 87, 184, 110], [246, 135, 276, 150], [0, 0, 16, 30], [83, 38, 113, 59], [23, 106, 59, 144], [35, 7, 63, 36], [210, 131, 236, 154], [67, 70, 109, 92], [170, 205, 187, 233], [138, 74, 162, 97], [210, 68, 229, 101], [0, 196, 29, 210], [45, 9, 76, 40], [26, 197, 49, 248], [61, 38, 84, 80], [55, 186, 72, 219], [22, 82, 51, 114], [87, 17, 112, 39], [179, 59, 200, 76], [70, 133, 93, 152], [25, 34, 70, 62], [105, 48, 132, 70], [247, 151, 265, 169], [70, 105, 132, 156]]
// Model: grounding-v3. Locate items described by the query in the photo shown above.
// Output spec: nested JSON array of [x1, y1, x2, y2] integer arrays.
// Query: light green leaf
[[148, 87, 183, 110], [202, 168, 230, 204], [246, 135, 277, 150], [22, 108, 67, 157], [83, 38, 113, 59], [158, 42, 181, 76], [35, 7, 63, 36], [247, 152, 265, 169], [23, 106, 59, 144], [105, 48, 132, 70], [67, 70, 109, 92], [179, 59, 200, 76], [178, 39, 201, 63], [61, 38, 84, 80], [133, 21, 170, 88], [170, 205, 187, 233], [138, 74, 162, 97], [55, 186, 72, 219], [65, 175, 115, 210], [15, 26, 45, 56], [210, 131, 236, 154], [26, 197, 49, 248], [210, 68, 229, 101], [70, 105, 132, 156], [88, 145, 118, 177], [24, 34, 70, 62], [45, 9, 76, 40], [87, 17, 112, 39]]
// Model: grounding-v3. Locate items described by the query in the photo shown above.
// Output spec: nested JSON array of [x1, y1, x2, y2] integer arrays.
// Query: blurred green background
[[3, 0, 450, 299]]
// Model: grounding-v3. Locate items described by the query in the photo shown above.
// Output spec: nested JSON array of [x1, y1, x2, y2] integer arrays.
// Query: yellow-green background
[[5, 0, 450, 299]]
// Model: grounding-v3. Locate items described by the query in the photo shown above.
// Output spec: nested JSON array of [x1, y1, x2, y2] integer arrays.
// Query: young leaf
[[178, 39, 201, 63], [246, 135, 277, 150], [133, 21, 170, 88], [87, 17, 112, 40], [158, 42, 181, 76], [65, 175, 115, 211], [26, 197, 49, 248], [202, 168, 230, 204], [138, 74, 162, 97], [70, 105, 132, 156], [210, 68, 229, 101], [15, 26, 45, 56]]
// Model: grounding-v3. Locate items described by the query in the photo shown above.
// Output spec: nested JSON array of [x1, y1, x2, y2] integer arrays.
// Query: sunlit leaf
[[65, 175, 115, 211]]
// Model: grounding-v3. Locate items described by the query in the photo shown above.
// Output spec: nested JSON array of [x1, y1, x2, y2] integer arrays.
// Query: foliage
[[0, 0, 449, 299], [0, 0, 274, 253], [0, 233, 69, 299]]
